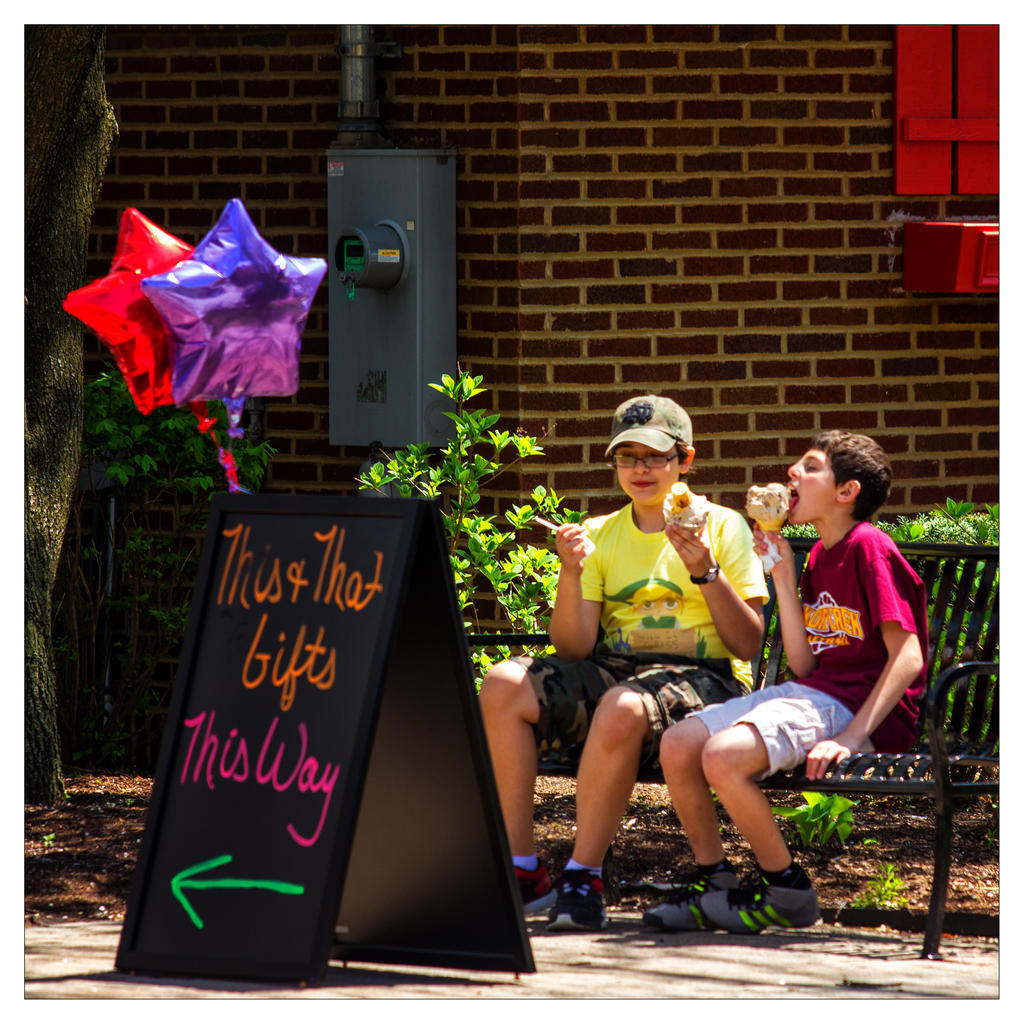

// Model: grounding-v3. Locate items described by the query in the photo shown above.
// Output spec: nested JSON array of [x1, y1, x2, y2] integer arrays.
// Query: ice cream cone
[[745, 483, 792, 572], [664, 481, 710, 534]]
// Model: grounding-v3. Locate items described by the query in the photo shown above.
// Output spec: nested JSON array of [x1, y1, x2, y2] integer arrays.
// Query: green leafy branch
[[357, 371, 585, 676]]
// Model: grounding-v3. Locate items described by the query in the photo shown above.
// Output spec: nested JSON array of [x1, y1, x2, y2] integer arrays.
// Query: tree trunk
[[25, 27, 117, 802]]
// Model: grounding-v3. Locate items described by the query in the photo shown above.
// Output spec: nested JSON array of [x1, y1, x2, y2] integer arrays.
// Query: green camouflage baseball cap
[[605, 395, 693, 455]]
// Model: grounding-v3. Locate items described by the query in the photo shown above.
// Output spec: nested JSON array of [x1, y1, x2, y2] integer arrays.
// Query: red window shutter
[[957, 25, 999, 193], [895, 25, 953, 194], [894, 25, 998, 195]]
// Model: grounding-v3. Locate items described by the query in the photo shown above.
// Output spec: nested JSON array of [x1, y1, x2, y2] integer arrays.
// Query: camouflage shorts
[[512, 646, 747, 771]]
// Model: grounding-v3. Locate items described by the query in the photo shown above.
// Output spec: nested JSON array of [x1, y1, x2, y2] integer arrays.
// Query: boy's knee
[[659, 717, 708, 772], [590, 686, 648, 745], [701, 724, 765, 785], [479, 660, 530, 713], [700, 739, 731, 785]]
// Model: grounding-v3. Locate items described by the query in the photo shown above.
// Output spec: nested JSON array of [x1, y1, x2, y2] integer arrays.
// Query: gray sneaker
[[642, 865, 740, 932], [699, 872, 820, 933]]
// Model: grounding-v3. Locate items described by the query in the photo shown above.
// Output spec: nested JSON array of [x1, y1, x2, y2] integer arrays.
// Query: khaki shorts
[[512, 646, 746, 770], [692, 681, 872, 776]]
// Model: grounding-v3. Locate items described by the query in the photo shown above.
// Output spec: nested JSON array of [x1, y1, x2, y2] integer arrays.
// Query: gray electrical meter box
[[326, 148, 457, 448]]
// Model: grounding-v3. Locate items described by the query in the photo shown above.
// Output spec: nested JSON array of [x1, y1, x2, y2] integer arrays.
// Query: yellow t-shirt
[[580, 501, 768, 689]]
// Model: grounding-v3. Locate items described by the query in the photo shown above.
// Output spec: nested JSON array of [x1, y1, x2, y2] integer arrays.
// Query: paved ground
[[25, 911, 999, 1000]]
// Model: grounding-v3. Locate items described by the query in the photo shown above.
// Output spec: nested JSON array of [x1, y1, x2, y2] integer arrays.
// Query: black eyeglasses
[[611, 452, 679, 470]]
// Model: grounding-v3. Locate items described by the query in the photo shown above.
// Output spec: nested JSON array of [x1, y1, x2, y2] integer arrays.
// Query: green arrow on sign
[[171, 854, 305, 930]]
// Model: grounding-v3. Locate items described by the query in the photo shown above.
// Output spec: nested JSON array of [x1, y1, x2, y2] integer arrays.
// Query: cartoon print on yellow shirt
[[603, 578, 706, 656]]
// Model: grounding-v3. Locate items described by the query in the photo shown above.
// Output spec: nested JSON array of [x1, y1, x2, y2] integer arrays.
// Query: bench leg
[[922, 787, 953, 959]]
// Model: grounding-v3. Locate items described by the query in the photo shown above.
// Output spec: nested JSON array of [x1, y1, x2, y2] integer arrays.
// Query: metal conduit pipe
[[334, 25, 400, 147]]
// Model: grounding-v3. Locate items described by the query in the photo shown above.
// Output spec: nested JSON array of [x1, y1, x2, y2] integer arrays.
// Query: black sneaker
[[515, 861, 556, 913], [699, 869, 820, 933], [642, 864, 740, 932], [547, 869, 606, 932]]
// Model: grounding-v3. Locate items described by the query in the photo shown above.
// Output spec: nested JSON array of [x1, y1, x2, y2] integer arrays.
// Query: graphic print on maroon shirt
[[797, 522, 929, 752]]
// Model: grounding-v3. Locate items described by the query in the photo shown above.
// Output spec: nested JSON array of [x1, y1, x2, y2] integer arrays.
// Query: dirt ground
[[24, 771, 998, 925]]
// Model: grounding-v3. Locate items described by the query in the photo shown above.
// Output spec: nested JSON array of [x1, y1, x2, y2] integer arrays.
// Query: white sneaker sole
[[522, 888, 558, 914], [547, 910, 606, 932]]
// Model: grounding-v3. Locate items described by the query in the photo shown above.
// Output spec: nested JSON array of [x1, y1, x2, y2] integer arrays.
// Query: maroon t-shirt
[[797, 521, 929, 752]]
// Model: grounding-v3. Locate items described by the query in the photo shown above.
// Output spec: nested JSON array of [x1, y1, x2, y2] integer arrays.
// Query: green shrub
[[52, 370, 274, 770], [778, 521, 819, 540], [783, 499, 998, 546], [357, 371, 583, 679], [880, 499, 998, 546]]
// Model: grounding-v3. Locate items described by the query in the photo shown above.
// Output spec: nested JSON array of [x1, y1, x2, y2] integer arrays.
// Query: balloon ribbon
[[188, 402, 248, 493]]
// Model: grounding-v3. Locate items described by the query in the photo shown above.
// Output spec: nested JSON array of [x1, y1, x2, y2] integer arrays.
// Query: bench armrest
[[924, 660, 999, 769]]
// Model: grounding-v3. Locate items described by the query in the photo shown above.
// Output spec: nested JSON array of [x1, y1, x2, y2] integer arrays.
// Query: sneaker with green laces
[[642, 864, 740, 932], [699, 869, 821, 933]]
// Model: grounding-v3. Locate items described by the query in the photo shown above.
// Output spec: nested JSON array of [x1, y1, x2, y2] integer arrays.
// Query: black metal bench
[[469, 538, 999, 959]]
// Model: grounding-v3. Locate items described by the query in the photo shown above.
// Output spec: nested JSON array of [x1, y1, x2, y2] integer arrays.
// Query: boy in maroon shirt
[[644, 431, 929, 933]]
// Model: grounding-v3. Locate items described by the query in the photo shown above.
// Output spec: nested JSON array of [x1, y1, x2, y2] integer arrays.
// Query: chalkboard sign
[[116, 494, 534, 982]]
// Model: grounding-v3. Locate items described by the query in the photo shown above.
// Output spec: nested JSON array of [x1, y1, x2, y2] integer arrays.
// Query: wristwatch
[[690, 563, 721, 585]]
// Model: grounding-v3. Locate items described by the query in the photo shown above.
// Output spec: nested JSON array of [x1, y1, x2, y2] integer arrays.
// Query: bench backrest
[[755, 537, 999, 747], [468, 538, 998, 749]]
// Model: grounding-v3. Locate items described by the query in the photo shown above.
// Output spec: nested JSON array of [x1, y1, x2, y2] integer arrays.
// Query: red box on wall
[[902, 221, 999, 293]]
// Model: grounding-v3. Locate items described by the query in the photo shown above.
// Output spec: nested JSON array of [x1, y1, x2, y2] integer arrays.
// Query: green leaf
[[772, 807, 802, 819], [945, 498, 974, 519]]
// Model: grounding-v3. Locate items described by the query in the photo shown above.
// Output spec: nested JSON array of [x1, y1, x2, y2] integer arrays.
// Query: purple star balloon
[[140, 198, 327, 404]]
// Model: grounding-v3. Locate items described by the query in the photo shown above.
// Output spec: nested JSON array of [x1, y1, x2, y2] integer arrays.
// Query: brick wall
[[90, 24, 998, 521]]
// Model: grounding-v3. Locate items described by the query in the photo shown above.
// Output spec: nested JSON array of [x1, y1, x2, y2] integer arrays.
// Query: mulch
[[24, 771, 998, 927]]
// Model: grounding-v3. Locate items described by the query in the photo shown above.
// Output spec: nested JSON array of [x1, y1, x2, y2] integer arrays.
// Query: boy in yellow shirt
[[480, 396, 767, 931]]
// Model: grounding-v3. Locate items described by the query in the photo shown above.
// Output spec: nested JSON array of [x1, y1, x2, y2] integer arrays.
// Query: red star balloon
[[63, 208, 193, 415]]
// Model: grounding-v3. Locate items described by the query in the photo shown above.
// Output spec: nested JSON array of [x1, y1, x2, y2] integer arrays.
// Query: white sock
[[565, 857, 602, 876], [513, 854, 539, 872]]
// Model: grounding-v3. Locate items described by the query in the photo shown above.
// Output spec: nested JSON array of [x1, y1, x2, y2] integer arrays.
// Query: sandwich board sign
[[116, 493, 534, 982]]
